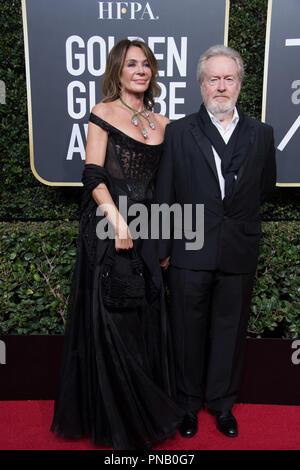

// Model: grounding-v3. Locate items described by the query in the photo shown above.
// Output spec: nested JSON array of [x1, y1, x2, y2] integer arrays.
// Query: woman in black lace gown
[[51, 39, 184, 450]]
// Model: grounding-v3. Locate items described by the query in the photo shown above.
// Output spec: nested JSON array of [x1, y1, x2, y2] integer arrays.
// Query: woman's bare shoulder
[[91, 101, 117, 121]]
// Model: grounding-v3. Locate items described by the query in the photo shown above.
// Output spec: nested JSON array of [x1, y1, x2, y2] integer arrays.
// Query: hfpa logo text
[[98, 2, 159, 20]]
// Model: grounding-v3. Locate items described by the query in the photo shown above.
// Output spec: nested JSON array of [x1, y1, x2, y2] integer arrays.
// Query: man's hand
[[160, 256, 170, 270]]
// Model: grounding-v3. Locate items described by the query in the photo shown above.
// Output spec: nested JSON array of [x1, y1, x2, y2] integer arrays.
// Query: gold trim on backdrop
[[277, 183, 300, 187], [224, 0, 230, 46], [261, 0, 272, 124], [261, 0, 300, 187], [21, 0, 82, 187]]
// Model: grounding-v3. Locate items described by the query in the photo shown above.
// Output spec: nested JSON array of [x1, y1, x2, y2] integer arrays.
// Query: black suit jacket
[[155, 110, 276, 274]]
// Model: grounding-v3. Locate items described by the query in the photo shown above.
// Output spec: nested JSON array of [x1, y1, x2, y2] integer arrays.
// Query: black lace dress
[[51, 113, 184, 450]]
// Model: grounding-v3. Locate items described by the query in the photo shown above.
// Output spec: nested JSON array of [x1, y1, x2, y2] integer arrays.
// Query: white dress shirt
[[207, 107, 239, 200]]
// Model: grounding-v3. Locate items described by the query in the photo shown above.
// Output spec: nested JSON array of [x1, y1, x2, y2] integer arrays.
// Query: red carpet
[[0, 401, 299, 450]]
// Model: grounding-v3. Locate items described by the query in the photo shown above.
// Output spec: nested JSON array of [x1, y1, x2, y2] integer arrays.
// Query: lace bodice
[[89, 112, 163, 202]]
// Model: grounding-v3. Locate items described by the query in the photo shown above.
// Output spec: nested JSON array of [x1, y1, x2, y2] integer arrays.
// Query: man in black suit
[[156, 45, 276, 438]]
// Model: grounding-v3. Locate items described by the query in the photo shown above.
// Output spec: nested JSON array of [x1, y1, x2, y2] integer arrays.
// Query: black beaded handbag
[[101, 245, 146, 310]]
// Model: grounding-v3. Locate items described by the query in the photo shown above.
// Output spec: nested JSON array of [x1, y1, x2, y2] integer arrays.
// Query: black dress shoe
[[178, 412, 198, 438], [214, 410, 238, 437]]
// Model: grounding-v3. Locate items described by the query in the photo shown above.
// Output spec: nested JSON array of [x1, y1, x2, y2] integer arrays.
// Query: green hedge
[[0, 1, 299, 337], [249, 222, 300, 338], [0, 221, 78, 334], [0, 221, 299, 338]]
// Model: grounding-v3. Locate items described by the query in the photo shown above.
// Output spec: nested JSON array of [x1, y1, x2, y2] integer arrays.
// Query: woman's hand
[[115, 220, 133, 251]]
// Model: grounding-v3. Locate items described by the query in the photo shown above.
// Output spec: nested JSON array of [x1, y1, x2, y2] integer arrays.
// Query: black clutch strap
[[103, 244, 144, 276]]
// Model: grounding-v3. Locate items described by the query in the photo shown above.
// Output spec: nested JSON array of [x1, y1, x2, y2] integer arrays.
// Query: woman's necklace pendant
[[120, 97, 155, 139]]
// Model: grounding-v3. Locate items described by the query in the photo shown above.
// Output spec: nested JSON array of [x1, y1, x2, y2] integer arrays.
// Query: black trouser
[[167, 266, 255, 413]]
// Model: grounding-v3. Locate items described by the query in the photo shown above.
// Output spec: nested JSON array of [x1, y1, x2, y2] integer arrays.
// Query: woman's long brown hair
[[101, 39, 161, 110]]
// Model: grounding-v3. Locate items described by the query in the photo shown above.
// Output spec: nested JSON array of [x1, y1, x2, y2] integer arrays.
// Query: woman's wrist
[[115, 218, 128, 238]]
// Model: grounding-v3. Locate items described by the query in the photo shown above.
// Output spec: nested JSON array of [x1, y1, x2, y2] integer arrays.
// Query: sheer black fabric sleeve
[[89, 112, 111, 132]]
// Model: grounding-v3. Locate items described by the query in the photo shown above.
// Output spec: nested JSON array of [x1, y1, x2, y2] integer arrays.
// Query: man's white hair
[[197, 45, 244, 84]]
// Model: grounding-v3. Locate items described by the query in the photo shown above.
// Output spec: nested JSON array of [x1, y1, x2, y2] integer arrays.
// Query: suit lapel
[[235, 118, 255, 183], [189, 113, 256, 202], [189, 117, 219, 183], [224, 118, 256, 206]]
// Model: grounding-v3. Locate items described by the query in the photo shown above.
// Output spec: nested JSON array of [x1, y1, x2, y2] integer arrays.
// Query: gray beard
[[206, 99, 236, 120]]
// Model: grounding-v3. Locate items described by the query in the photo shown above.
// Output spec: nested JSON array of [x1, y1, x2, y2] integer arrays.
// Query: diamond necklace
[[119, 97, 155, 139]]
